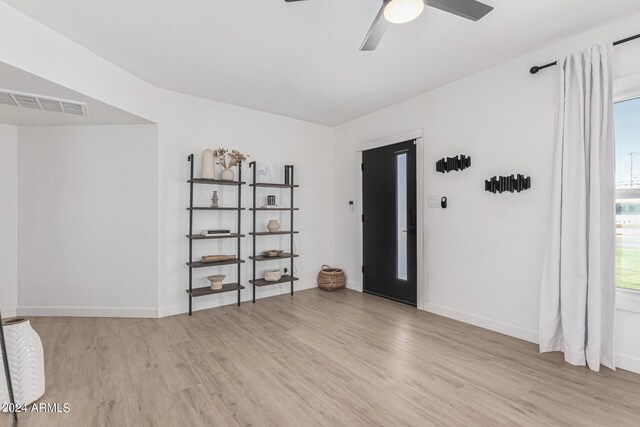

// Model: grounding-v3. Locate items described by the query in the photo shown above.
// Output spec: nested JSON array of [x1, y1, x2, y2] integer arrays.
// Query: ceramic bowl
[[262, 249, 284, 258]]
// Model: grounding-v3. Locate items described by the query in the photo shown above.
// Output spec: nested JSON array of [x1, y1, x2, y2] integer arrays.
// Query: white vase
[[0, 318, 45, 406], [267, 219, 280, 233], [220, 168, 234, 181], [201, 149, 215, 179]]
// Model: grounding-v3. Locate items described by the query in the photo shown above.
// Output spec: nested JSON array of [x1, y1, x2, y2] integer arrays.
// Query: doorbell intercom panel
[[428, 195, 447, 209]]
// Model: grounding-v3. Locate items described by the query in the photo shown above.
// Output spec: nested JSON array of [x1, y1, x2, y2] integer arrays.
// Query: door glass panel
[[396, 152, 408, 280]]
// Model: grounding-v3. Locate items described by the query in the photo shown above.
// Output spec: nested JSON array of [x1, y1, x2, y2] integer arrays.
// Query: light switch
[[427, 196, 441, 208], [348, 201, 354, 212]]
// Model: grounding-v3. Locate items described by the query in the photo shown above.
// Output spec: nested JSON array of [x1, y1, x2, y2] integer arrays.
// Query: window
[[614, 96, 640, 291], [396, 152, 408, 280]]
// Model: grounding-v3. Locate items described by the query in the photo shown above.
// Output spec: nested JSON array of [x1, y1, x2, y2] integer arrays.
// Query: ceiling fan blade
[[424, 0, 493, 21], [284, 0, 308, 2], [360, 5, 390, 51]]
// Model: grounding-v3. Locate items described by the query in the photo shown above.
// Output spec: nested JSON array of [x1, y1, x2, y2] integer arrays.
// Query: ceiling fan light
[[384, 0, 425, 24]]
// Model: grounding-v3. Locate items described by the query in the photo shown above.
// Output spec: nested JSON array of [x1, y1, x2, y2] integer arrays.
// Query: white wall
[[0, 3, 335, 317], [156, 89, 335, 316], [11, 96, 334, 318], [17, 125, 159, 317], [0, 124, 18, 317], [332, 12, 640, 373]]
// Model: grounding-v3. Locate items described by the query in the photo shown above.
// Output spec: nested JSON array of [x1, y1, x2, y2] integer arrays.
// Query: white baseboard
[[615, 352, 640, 374], [423, 301, 539, 344], [158, 280, 317, 318], [423, 301, 640, 375], [15, 282, 319, 319], [1, 307, 17, 318], [17, 306, 157, 318], [345, 281, 359, 292]]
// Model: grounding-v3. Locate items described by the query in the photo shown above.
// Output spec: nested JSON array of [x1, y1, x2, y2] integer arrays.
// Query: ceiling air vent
[[0, 89, 87, 117], [0, 92, 18, 107], [61, 102, 83, 115], [39, 98, 64, 113], [14, 94, 40, 109]]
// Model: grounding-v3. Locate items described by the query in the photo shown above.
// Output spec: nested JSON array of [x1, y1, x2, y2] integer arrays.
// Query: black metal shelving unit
[[248, 162, 299, 303], [186, 154, 245, 316]]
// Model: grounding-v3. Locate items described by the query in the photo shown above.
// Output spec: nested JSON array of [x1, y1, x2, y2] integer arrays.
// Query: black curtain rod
[[529, 33, 640, 75]]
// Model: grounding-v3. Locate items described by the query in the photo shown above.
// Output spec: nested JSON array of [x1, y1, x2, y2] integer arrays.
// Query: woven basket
[[317, 265, 346, 291]]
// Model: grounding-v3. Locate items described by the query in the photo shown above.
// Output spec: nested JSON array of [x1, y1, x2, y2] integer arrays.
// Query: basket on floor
[[317, 265, 346, 291]]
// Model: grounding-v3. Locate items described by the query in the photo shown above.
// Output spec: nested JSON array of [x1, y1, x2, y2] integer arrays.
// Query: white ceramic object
[[0, 318, 45, 406], [207, 275, 225, 290], [201, 149, 215, 179], [267, 220, 280, 233], [264, 269, 282, 282], [220, 168, 234, 181]]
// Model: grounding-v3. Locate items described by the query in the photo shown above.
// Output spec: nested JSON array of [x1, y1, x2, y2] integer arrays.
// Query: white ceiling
[[0, 62, 150, 126], [4, 0, 640, 126]]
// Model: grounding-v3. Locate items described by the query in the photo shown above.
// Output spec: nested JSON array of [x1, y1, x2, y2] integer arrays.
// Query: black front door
[[362, 140, 417, 306]]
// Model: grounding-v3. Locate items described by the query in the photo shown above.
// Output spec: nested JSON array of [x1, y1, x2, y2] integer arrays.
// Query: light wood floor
[[6, 288, 640, 426]]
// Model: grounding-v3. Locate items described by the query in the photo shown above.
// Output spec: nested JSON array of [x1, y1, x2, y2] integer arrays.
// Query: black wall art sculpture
[[436, 155, 471, 173], [485, 174, 531, 194]]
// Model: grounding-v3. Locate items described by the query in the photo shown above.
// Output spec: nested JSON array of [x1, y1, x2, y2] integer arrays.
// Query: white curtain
[[540, 43, 616, 372]]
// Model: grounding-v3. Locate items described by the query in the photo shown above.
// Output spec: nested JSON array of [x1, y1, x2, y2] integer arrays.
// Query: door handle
[[408, 209, 417, 234]]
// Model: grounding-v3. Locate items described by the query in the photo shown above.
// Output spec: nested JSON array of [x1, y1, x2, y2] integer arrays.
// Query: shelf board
[[187, 259, 245, 268], [249, 231, 299, 236], [249, 275, 299, 287], [249, 207, 299, 211], [187, 233, 244, 240], [249, 253, 298, 262], [187, 207, 245, 211], [250, 183, 299, 188], [188, 178, 245, 186], [187, 283, 245, 297]]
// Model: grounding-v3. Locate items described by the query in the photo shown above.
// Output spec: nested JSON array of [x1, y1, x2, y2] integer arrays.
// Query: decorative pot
[[207, 274, 225, 290], [0, 318, 45, 406], [267, 220, 280, 233], [211, 190, 219, 208], [264, 269, 282, 282], [220, 168, 234, 181], [201, 149, 215, 179]]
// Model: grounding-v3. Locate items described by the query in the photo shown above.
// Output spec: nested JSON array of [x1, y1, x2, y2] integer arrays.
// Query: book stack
[[201, 229, 231, 237]]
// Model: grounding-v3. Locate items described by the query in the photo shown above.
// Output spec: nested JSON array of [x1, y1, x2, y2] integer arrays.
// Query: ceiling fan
[[284, 0, 494, 51]]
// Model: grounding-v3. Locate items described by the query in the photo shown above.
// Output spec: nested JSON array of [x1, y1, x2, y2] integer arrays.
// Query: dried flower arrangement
[[212, 148, 248, 169]]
